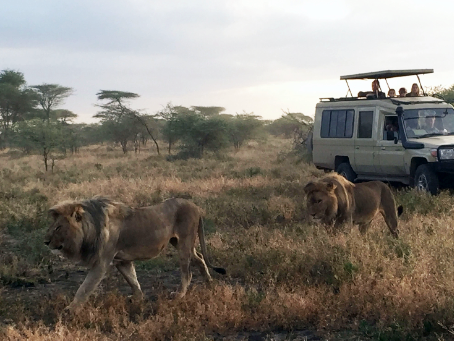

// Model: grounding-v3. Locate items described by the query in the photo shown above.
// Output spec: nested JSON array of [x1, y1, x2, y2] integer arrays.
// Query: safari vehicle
[[311, 69, 454, 194]]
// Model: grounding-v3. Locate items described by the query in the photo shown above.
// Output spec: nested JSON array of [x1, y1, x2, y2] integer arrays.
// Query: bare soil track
[[1, 259, 324, 341]]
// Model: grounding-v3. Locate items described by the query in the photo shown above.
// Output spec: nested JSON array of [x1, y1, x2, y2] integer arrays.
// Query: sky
[[1, 0, 454, 123]]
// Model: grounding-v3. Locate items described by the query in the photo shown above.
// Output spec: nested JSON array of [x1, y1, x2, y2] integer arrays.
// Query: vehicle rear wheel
[[336, 162, 357, 182], [414, 164, 439, 195]]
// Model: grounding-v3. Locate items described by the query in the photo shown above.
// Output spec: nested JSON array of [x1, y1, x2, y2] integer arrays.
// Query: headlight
[[439, 148, 454, 160]]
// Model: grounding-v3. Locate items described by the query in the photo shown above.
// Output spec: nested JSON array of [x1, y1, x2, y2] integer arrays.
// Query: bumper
[[430, 160, 454, 174]]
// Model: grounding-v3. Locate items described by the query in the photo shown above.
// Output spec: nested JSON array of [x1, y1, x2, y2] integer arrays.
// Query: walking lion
[[304, 173, 402, 237], [44, 196, 226, 313]]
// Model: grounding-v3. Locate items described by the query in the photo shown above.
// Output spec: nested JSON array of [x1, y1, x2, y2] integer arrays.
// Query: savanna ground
[[0, 137, 453, 341]]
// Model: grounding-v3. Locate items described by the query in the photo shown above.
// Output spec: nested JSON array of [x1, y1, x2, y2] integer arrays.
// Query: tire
[[414, 164, 439, 195], [336, 162, 357, 182]]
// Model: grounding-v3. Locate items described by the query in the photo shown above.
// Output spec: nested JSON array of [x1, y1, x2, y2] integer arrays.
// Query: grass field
[[0, 138, 453, 340]]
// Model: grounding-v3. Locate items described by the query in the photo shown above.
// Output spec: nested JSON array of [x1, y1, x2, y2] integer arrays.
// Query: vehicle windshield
[[403, 108, 454, 138]]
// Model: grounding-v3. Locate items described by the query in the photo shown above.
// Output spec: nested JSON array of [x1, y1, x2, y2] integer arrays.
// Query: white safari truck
[[311, 69, 454, 194]]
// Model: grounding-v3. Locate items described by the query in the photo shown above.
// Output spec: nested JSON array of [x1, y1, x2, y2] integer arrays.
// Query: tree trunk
[[121, 140, 128, 154], [43, 150, 48, 172]]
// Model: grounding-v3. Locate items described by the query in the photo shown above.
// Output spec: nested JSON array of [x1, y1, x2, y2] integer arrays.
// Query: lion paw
[[127, 293, 144, 303], [60, 304, 80, 321]]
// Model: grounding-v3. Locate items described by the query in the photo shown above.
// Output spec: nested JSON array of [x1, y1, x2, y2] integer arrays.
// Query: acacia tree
[[12, 83, 75, 170], [53, 109, 77, 123], [0, 69, 38, 147], [31, 84, 73, 123], [95, 90, 160, 154]]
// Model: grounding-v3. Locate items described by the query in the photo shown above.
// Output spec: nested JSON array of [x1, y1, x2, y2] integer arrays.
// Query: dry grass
[[0, 138, 453, 340]]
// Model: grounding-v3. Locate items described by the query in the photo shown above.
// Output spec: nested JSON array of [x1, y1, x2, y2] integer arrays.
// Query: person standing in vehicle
[[398, 87, 407, 97], [366, 79, 386, 99], [388, 89, 396, 97], [406, 83, 420, 97]]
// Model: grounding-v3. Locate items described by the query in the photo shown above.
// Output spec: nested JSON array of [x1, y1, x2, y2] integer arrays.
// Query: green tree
[[62, 123, 82, 154], [191, 106, 226, 117], [95, 90, 160, 154], [223, 112, 264, 150], [427, 85, 454, 106], [77, 123, 107, 146], [53, 109, 77, 123], [155, 103, 193, 154], [99, 116, 140, 153], [266, 112, 313, 138], [174, 111, 229, 157], [13, 119, 64, 171], [0, 69, 38, 147], [30, 84, 73, 123], [11, 83, 75, 170]]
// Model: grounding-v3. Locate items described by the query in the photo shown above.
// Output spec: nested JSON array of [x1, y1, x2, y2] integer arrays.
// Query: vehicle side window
[[320, 109, 354, 138], [358, 111, 373, 138], [382, 115, 399, 140]]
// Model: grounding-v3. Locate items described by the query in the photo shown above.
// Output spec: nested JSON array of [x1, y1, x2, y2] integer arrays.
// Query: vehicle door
[[353, 108, 378, 174], [376, 113, 406, 175]]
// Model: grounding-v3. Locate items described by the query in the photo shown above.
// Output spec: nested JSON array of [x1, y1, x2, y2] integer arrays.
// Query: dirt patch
[[1, 260, 325, 340]]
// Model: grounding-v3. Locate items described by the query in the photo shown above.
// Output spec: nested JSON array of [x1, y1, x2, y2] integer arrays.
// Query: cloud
[[1, 0, 453, 122]]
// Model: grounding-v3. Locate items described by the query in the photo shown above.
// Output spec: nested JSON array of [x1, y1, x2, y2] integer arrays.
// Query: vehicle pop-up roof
[[340, 69, 434, 98]]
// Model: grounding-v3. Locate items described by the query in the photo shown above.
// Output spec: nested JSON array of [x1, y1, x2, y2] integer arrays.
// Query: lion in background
[[304, 173, 402, 238], [44, 196, 226, 313]]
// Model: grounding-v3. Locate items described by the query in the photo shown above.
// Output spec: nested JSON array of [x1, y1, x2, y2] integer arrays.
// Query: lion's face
[[44, 204, 84, 260], [304, 181, 338, 223]]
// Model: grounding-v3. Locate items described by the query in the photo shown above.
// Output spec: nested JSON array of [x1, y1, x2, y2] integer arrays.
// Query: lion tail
[[198, 217, 226, 275]]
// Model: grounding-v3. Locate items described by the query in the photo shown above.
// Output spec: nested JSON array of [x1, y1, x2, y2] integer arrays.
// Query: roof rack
[[340, 69, 434, 97], [319, 97, 365, 102], [319, 97, 390, 103], [340, 69, 433, 80], [318, 96, 443, 104], [390, 97, 444, 105]]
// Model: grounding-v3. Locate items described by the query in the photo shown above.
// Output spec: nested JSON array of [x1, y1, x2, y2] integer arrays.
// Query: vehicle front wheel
[[336, 162, 357, 182], [414, 164, 439, 195]]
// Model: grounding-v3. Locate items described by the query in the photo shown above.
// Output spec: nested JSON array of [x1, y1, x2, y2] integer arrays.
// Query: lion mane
[[304, 173, 402, 238], [44, 196, 225, 312]]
